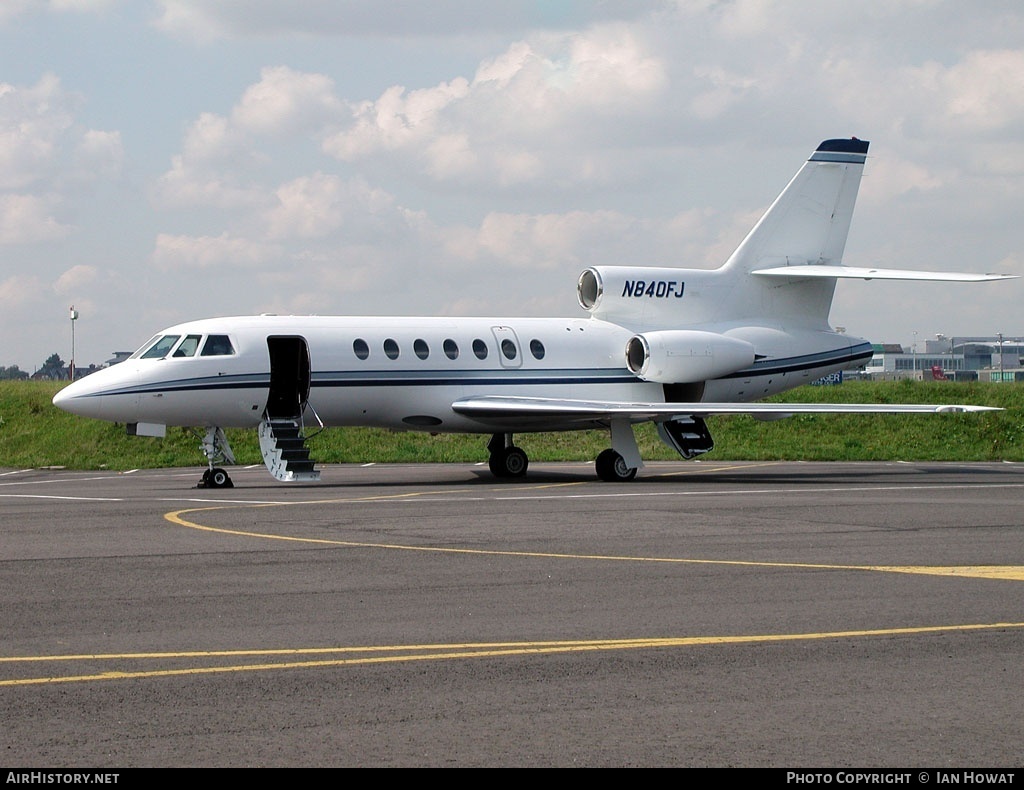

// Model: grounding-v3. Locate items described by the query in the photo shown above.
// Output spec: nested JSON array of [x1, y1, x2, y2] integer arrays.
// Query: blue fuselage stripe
[[76, 345, 868, 398]]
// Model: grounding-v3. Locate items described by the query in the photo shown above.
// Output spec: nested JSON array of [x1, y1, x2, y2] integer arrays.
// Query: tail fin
[[722, 138, 869, 275]]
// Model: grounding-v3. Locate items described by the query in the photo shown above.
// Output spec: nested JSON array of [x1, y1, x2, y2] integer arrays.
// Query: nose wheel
[[196, 426, 237, 488], [199, 467, 233, 489]]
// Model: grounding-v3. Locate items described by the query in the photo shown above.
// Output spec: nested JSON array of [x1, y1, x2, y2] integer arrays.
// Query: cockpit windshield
[[138, 334, 180, 360], [129, 332, 235, 360]]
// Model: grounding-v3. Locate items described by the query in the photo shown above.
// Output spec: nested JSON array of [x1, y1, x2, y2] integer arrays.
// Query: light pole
[[69, 306, 78, 381], [912, 330, 917, 375], [998, 332, 1004, 383]]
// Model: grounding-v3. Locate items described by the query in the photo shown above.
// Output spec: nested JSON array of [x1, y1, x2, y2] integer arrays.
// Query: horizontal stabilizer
[[752, 265, 1017, 282], [452, 395, 1000, 425]]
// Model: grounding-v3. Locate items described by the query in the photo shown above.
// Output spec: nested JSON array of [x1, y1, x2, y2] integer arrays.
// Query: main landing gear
[[595, 448, 638, 482], [486, 433, 638, 482], [196, 426, 236, 489], [487, 433, 529, 478]]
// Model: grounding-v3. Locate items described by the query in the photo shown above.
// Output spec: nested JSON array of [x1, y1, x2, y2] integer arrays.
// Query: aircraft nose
[[52, 377, 102, 418], [52, 364, 144, 423], [52, 372, 117, 420]]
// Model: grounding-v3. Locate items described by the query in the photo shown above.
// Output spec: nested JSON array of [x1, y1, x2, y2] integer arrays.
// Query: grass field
[[2, 379, 1021, 471]]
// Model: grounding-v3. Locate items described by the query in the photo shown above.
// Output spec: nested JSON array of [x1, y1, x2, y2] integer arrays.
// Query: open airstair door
[[266, 335, 311, 419], [259, 336, 320, 482]]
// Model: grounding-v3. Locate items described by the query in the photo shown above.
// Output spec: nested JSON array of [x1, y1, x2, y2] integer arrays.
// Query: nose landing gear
[[196, 426, 236, 488]]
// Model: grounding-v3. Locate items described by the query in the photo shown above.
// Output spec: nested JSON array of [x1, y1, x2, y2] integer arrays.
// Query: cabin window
[[353, 338, 370, 360], [414, 339, 429, 360], [201, 335, 235, 356], [501, 338, 517, 361], [472, 339, 488, 360], [173, 335, 202, 358], [383, 338, 400, 360], [140, 335, 180, 360], [443, 339, 459, 360], [530, 339, 545, 360]]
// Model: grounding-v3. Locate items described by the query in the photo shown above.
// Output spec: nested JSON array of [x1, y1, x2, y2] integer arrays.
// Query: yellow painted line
[[164, 506, 1024, 581], [161, 464, 1024, 582], [3, 622, 1022, 687], [876, 565, 1024, 581]]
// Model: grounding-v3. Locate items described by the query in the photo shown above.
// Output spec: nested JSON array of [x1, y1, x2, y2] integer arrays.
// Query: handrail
[[301, 399, 325, 437]]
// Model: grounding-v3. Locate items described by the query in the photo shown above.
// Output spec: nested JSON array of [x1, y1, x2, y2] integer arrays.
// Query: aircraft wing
[[751, 265, 1017, 282], [451, 395, 1001, 426]]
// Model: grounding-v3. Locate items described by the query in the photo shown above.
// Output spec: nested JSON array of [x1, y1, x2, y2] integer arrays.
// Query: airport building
[[859, 334, 1024, 382]]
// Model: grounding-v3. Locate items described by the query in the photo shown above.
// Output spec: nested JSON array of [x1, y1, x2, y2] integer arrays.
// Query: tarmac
[[2, 460, 1023, 768]]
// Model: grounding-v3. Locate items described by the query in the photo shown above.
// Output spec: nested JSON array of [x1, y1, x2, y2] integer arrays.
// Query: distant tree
[[37, 353, 66, 380], [0, 365, 30, 380]]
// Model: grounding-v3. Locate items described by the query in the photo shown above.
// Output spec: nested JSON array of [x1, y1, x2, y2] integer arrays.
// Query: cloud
[[234, 66, 344, 137], [0, 74, 122, 247], [927, 49, 1024, 133], [322, 31, 667, 186], [152, 0, 663, 41], [54, 263, 98, 293], [0, 273, 46, 311], [151, 232, 283, 269], [0, 194, 71, 244], [0, 74, 75, 190], [0, 0, 117, 25]]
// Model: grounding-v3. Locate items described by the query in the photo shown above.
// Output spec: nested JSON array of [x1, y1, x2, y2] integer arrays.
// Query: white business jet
[[53, 138, 1013, 488]]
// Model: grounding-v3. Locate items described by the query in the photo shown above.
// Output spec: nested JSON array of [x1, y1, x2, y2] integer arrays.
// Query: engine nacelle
[[625, 330, 756, 383], [578, 266, 694, 324]]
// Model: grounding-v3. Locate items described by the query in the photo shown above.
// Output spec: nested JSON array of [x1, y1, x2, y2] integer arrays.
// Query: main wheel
[[595, 448, 637, 482], [489, 446, 529, 478]]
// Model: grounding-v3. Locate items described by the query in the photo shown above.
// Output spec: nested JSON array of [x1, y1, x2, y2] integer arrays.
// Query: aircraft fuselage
[[54, 313, 869, 434]]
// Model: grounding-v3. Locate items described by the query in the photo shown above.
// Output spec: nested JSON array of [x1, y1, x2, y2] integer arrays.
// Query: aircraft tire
[[207, 467, 234, 488], [489, 446, 528, 478], [595, 449, 637, 482]]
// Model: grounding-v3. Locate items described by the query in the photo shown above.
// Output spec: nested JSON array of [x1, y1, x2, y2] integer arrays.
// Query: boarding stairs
[[258, 414, 321, 483]]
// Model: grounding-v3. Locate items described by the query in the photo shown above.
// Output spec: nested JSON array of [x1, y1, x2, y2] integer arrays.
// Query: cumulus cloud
[[263, 173, 399, 241], [234, 66, 344, 137], [152, 68, 346, 208], [926, 50, 1024, 132], [0, 273, 46, 311], [54, 263, 98, 293], [0, 74, 122, 251], [0, 194, 71, 244], [8, 1, 1024, 371], [0, 74, 74, 190], [151, 232, 283, 269], [322, 31, 667, 186]]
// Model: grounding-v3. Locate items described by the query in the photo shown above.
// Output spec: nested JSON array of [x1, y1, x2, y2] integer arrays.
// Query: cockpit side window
[[173, 334, 202, 357], [200, 335, 235, 356], [139, 335, 181, 360]]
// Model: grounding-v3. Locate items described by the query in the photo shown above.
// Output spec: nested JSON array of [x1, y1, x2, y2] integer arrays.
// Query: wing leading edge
[[752, 265, 1017, 282], [451, 395, 1000, 426]]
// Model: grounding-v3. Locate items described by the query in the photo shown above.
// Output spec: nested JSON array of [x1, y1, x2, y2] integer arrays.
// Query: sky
[[2, 0, 1023, 373]]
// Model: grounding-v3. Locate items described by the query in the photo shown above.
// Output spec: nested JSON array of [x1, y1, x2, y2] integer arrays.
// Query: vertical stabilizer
[[723, 138, 869, 275]]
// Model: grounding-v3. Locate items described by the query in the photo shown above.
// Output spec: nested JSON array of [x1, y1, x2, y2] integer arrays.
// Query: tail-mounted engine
[[578, 266, 694, 325], [625, 329, 756, 383], [578, 266, 755, 383]]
